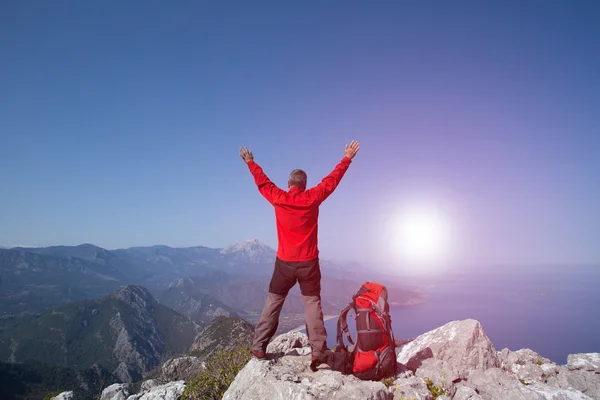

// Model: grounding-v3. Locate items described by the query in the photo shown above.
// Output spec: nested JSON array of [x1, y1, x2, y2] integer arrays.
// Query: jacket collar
[[288, 186, 304, 193]]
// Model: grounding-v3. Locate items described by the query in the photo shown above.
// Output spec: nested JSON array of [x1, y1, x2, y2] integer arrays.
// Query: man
[[240, 140, 360, 371]]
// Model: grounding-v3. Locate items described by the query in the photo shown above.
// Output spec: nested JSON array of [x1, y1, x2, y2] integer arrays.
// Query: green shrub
[[381, 376, 395, 388], [424, 377, 445, 399], [42, 391, 62, 400], [182, 343, 251, 400], [519, 377, 530, 385]]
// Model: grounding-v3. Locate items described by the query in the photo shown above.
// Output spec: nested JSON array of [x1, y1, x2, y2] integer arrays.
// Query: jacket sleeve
[[311, 156, 352, 203], [247, 160, 285, 204]]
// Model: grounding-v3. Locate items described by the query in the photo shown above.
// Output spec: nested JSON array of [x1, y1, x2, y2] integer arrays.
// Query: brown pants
[[252, 257, 327, 359]]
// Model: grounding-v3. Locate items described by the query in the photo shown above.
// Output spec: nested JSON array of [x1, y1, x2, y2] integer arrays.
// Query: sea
[[319, 265, 600, 365]]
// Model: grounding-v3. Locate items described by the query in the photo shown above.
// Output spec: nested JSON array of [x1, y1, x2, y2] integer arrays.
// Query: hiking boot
[[252, 350, 266, 360]]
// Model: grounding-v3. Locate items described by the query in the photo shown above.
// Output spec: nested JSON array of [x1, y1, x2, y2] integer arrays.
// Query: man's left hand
[[240, 146, 254, 163]]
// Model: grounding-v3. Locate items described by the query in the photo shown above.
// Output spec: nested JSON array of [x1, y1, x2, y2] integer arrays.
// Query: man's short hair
[[288, 169, 307, 190]]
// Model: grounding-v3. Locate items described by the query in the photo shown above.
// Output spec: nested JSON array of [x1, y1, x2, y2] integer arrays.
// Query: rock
[[396, 319, 500, 397], [50, 392, 74, 400], [223, 332, 391, 400], [100, 383, 130, 400], [127, 380, 185, 400], [526, 383, 595, 400], [550, 365, 600, 399], [266, 331, 309, 354], [512, 362, 545, 384], [465, 368, 595, 400], [215, 320, 600, 400], [468, 367, 545, 399], [411, 358, 456, 397], [498, 348, 551, 370], [568, 354, 600, 373], [391, 375, 432, 400], [397, 319, 499, 373], [140, 379, 160, 392], [453, 386, 482, 400], [161, 356, 204, 381]]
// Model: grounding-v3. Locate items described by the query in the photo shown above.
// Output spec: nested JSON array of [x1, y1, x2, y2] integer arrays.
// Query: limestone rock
[[396, 319, 500, 397], [498, 348, 552, 370], [550, 364, 600, 399], [127, 380, 185, 400], [397, 319, 500, 374], [568, 354, 600, 373], [100, 383, 130, 400], [466, 368, 595, 400], [391, 375, 432, 400], [123, 320, 598, 400], [512, 362, 545, 385], [50, 392, 74, 400], [453, 386, 482, 400], [266, 330, 309, 354], [161, 356, 204, 381], [223, 332, 391, 400], [467, 367, 545, 399]]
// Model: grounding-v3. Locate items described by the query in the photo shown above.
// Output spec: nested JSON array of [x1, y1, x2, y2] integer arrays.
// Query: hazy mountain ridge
[[0, 249, 125, 313], [0, 285, 199, 384], [1, 239, 424, 323], [157, 280, 237, 326]]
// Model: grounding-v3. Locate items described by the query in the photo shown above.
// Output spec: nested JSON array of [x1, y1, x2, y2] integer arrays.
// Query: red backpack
[[334, 282, 398, 380]]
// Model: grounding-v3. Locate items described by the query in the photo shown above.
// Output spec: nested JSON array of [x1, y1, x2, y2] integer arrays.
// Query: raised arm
[[240, 146, 284, 204], [311, 140, 360, 203]]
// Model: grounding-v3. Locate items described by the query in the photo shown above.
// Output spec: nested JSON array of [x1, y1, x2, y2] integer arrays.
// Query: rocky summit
[[52, 318, 599, 400], [223, 319, 600, 400]]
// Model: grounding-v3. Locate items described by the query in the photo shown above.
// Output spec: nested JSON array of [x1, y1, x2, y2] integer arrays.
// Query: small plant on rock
[[425, 377, 446, 399], [519, 377, 530, 386], [182, 342, 251, 400], [381, 376, 395, 388], [43, 392, 62, 400]]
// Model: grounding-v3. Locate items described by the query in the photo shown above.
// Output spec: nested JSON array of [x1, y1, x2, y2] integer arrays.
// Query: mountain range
[[0, 239, 424, 324], [0, 289, 254, 400], [0, 285, 198, 383], [0, 239, 425, 399]]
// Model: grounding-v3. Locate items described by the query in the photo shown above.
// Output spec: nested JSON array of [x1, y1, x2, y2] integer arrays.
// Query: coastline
[[285, 297, 427, 333], [389, 296, 428, 306], [289, 314, 338, 332]]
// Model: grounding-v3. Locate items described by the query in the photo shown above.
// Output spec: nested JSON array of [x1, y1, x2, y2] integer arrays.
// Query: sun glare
[[392, 205, 453, 266]]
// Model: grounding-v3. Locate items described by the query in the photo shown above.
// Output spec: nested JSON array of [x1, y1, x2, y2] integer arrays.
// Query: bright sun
[[393, 205, 453, 265]]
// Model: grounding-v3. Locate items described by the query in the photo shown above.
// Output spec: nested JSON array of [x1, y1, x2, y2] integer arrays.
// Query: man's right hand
[[240, 146, 254, 163], [344, 140, 360, 159]]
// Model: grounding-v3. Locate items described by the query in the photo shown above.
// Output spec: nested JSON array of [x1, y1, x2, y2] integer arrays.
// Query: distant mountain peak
[[168, 277, 196, 289], [220, 239, 276, 264], [112, 285, 157, 308], [76, 243, 104, 249]]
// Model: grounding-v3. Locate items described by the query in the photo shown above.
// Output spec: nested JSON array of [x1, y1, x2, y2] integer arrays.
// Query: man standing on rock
[[240, 140, 360, 371]]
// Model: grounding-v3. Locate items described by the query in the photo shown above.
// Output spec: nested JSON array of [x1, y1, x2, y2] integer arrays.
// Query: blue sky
[[1, 1, 599, 265]]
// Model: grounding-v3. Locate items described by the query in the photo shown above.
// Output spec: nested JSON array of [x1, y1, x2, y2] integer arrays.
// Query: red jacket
[[247, 157, 352, 262]]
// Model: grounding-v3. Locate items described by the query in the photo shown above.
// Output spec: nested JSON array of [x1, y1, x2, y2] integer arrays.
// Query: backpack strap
[[336, 302, 356, 350]]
